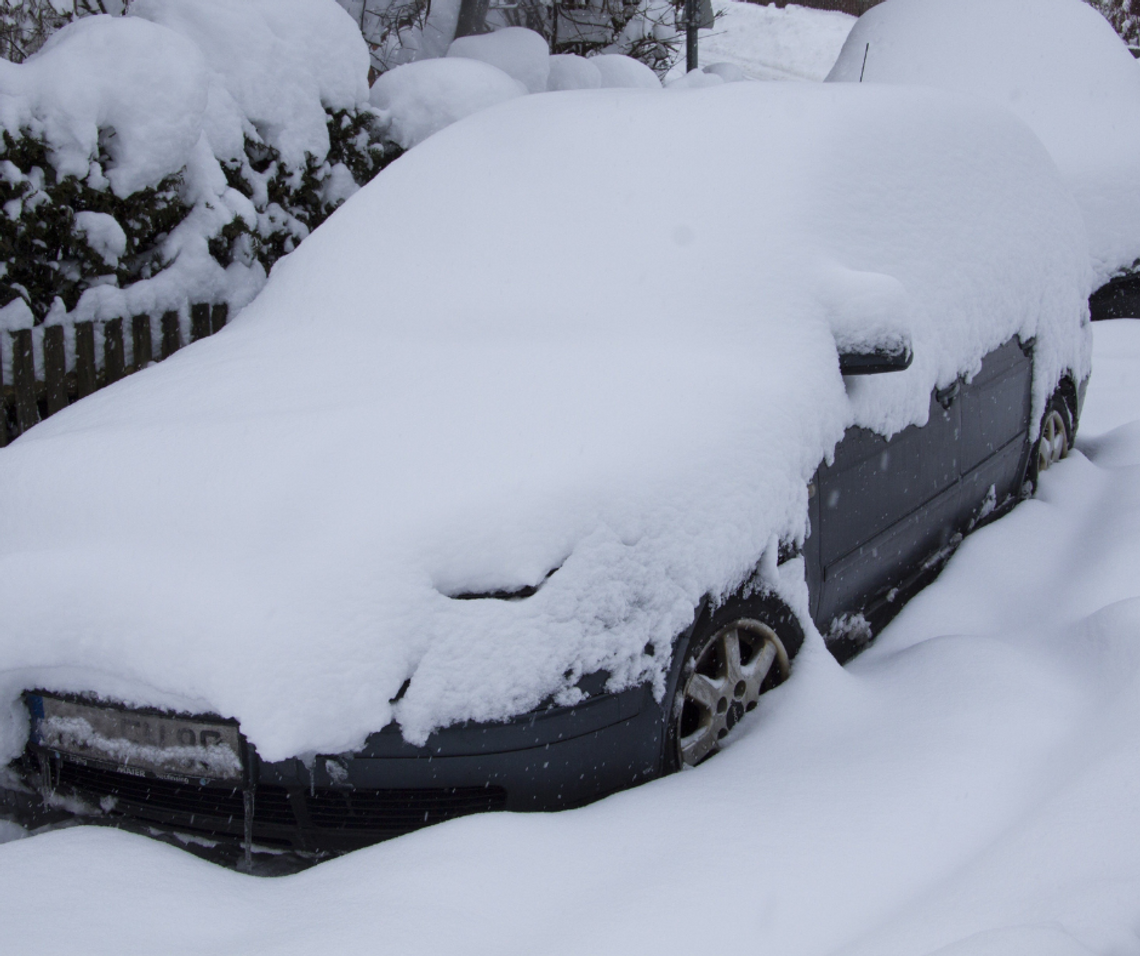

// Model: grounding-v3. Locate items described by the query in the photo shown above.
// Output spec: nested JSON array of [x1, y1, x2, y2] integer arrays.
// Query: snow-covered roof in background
[[827, 0, 1140, 284], [0, 82, 1091, 763]]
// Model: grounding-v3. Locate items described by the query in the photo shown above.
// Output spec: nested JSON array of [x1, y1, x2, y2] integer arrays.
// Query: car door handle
[[936, 380, 961, 409]]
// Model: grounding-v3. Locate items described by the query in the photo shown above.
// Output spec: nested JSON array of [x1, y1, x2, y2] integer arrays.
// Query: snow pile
[[370, 28, 660, 148], [589, 53, 662, 88], [0, 1, 388, 351], [0, 83, 1089, 761], [370, 57, 526, 149], [827, 0, 1140, 284], [447, 27, 551, 94]]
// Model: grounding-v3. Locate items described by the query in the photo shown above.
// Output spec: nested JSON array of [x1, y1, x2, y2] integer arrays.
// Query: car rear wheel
[[1031, 392, 1072, 486], [671, 596, 801, 768]]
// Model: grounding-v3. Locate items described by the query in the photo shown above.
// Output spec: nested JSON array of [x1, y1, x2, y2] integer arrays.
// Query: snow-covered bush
[[338, 0, 681, 78], [370, 56, 527, 149], [370, 28, 664, 148], [0, 127, 189, 323], [0, 0, 398, 335]]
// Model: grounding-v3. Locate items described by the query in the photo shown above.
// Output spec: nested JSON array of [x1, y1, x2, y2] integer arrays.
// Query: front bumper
[[4, 682, 667, 857]]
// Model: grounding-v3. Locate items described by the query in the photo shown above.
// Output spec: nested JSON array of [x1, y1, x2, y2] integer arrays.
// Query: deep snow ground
[[0, 321, 1138, 955]]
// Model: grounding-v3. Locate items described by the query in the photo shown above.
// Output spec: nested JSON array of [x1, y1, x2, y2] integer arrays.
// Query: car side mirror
[[838, 337, 913, 376]]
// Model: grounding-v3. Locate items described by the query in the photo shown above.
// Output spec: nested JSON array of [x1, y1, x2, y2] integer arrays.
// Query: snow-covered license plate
[[29, 694, 243, 783]]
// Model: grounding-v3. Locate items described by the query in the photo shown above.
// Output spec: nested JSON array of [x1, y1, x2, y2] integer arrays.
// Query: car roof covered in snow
[[0, 81, 1091, 761], [827, 0, 1140, 284]]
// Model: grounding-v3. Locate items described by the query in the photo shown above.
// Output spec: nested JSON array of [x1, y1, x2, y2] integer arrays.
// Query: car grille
[[305, 785, 507, 831], [53, 758, 506, 849]]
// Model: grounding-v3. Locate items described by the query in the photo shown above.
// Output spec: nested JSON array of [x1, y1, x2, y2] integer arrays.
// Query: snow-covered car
[[0, 80, 1091, 862], [826, 0, 1140, 318]]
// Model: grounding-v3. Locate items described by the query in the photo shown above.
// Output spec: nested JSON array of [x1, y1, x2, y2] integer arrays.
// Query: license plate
[[29, 694, 243, 783]]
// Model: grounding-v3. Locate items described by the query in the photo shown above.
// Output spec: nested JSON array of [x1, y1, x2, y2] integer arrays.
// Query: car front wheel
[[671, 596, 801, 768]]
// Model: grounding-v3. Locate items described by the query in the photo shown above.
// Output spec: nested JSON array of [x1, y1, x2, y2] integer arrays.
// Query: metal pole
[[684, 0, 698, 72]]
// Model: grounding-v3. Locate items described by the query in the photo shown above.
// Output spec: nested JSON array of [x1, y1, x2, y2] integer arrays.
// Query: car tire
[[1027, 390, 1072, 492], [669, 593, 803, 769]]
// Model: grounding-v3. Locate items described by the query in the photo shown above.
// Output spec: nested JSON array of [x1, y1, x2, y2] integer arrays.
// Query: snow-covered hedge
[[338, 0, 681, 78], [370, 27, 734, 150], [0, 0, 398, 343]]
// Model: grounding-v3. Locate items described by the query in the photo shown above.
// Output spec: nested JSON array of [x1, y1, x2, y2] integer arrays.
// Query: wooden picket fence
[[0, 302, 228, 447]]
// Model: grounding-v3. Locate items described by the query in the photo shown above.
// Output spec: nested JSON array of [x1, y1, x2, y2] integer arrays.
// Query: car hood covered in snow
[[0, 82, 1091, 761]]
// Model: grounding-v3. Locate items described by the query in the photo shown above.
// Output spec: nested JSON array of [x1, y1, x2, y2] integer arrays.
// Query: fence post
[[104, 318, 125, 385], [75, 322, 97, 399], [211, 303, 228, 334], [132, 314, 152, 370], [44, 325, 67, 416], [12, 328, 38, 434], [190, 303, 211, 342], [160, 311, 181, 359]]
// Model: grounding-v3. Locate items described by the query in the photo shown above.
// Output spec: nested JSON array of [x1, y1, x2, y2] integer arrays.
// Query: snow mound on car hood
[[0, 83, 1090, 760], [827, 0, 1140, 284]]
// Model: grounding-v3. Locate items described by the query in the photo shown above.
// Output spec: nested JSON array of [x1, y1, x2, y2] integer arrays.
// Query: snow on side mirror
[[820, 268, 916, 376], [838, 337, 913, 375]]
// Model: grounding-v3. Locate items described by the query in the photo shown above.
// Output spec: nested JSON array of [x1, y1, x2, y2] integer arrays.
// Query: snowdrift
[[0, 82, 1090, 762]]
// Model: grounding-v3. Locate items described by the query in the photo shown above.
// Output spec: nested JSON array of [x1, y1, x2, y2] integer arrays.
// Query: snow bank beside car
[[0, 81, 1091, 762], [828, 0, 1140, 284]]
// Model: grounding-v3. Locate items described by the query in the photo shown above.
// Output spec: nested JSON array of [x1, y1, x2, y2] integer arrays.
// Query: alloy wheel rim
[[1037, 409, 1069, 474], [676, 618, 789, 767]]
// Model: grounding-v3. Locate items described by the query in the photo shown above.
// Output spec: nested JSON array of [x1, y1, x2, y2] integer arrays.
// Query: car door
[[805, 384, 962, 652], [957, 337, 1033, 522]]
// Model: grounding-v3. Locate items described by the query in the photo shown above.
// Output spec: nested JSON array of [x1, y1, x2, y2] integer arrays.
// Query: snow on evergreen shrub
[[0, 1, 399, 344]]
